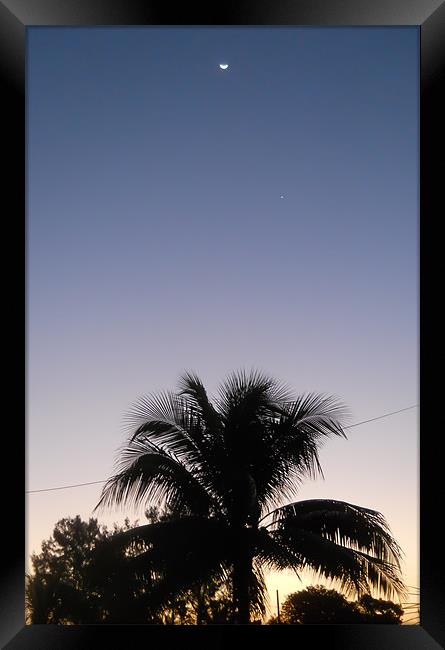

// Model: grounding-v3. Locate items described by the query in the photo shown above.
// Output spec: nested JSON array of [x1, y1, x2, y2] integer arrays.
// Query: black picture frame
[[2, 0, 444, 647]]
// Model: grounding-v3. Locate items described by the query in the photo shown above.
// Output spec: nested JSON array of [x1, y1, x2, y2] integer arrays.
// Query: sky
[[27, 26, 419, 619]]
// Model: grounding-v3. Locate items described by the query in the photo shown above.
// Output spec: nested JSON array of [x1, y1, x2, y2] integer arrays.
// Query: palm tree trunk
[[233, 532, 252, 624]]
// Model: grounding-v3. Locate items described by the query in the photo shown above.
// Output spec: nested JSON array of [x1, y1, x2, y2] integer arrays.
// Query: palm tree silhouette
[[95, 370, 404, 624]]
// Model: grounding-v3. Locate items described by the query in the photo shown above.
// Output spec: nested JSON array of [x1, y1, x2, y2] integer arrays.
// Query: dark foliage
[[95, 370, 405, 623], [25, 515, 157, 624], [278, 585, 404, 624], [26, 511, 237, 624]]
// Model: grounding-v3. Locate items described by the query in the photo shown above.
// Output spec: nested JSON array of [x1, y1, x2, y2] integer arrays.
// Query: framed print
[[1, 1, 444, 648]]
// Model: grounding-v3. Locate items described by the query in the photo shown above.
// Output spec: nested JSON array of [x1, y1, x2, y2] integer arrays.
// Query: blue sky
[[27, 26, 419, 613]]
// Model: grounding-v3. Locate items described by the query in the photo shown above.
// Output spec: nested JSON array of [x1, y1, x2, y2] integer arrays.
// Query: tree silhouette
[[282, 585, 356, 624], [96, 370, 405, 623], [26, 516, 108, 623], [26, 516, 157, 624], [26, 512, 237, 624], [279, 585, 404, 624], [357, 593, 404, 623]]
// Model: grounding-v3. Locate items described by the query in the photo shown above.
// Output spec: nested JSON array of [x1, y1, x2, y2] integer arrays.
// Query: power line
[[343, 404, 418, 430], [27, 479, 107, 494], [26, 403, 419, 495]]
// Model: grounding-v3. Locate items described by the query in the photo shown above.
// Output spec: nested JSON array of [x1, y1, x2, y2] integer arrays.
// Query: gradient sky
[[27, 26, 419, 617]]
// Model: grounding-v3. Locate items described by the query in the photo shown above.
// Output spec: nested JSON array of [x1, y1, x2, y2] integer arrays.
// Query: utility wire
[[27, 479, 107, 494], [26, 404, 418, 495], [343, 404, 418, 430]]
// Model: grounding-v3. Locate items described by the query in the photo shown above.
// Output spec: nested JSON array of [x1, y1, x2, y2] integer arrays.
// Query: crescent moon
[[219, 63, 229, 70]]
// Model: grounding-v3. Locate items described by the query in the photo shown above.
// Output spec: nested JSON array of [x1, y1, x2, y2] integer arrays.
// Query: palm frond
[[122, 389, 230, 510], [253, 526, 303, 575], [113, 523, 266, 621], [94, 438, 218, 516], [250, 560, 269, 619], [98, 517, 234, 610], [216, 368, 292, 415], [176, 371, 230, 501], [278, 527, 402, 599], [215, 370, 292, 477], [282, 393, 350, 432], [124, 391, 204, 460], [270, 499, 403, 568], [252, 395, 349, 514], [177, 371, 222, 434], [268, 499, 405, 600]]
